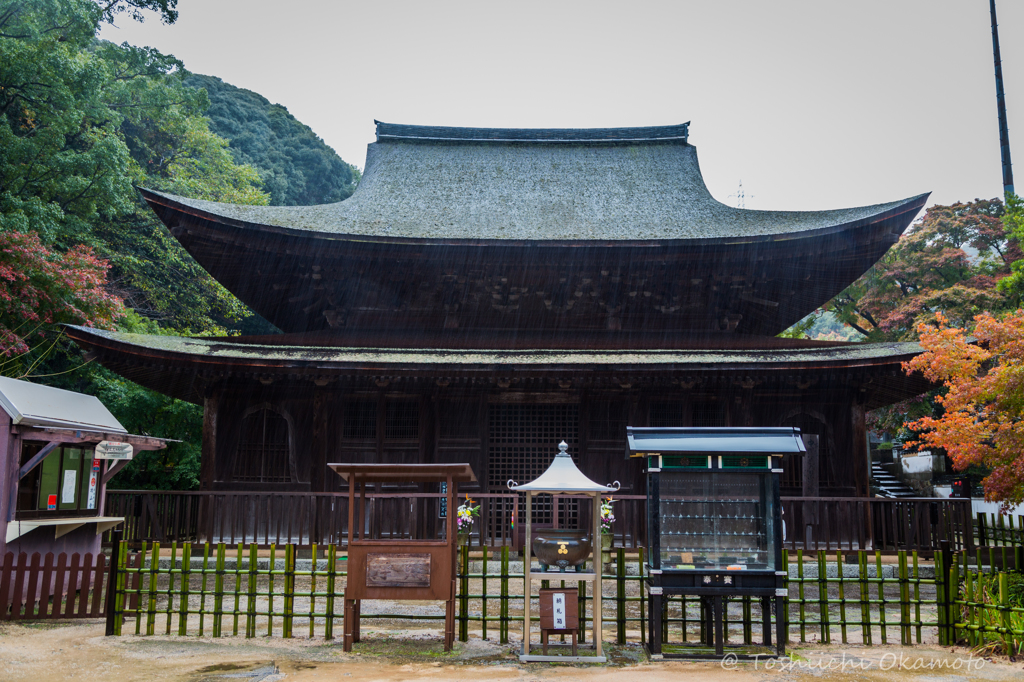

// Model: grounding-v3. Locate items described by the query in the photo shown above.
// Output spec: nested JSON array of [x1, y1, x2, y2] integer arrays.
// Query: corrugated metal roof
[[627, 427, 807, 454], [0, 376, 126, 433], [141, 124, 927, 242]]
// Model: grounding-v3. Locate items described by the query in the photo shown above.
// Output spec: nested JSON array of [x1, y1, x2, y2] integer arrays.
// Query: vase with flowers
[[600, 497, 615, 571], [456, 497, 479, 546]]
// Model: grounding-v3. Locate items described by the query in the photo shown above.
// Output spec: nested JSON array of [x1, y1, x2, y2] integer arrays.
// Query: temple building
[[67, 122, 930, 505]]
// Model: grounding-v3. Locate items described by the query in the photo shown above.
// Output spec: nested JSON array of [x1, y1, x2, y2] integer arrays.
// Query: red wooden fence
[[0, 551, 109, 620]]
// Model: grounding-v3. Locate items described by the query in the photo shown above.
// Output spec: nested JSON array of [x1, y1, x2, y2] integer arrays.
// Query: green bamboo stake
[[113, 540, 127, 636], [638, 547, 646, 647], [897, 551, 909, 645], [146, 541, 160, 636], [166, 542, 177, 635], [213, 543, 225, 638], [246, 543, 257, 638], [964, 568, 975, 647], [836, 551, 847, 644], [797, 550, 806, 642], [499, 545, 508, 644], [949, 553, 960, 645], [325, 544, 337, 641], [912, 551, 922, 643], [616, 547, 626, 644], [309, 543, 318, 639], [481, 545, 488, 641], [858, 551, 870, 645], [934, 549, 946, 646], [134, 542, 146, 636], [458, 544, 469, 642], [268, 544, 276, 637], [198, 543, 210, 637], [282, 540, 294, 638], [781, 548, 790, 647], [999, 572, 1012, 654], [233, 543, 243, 636], [178, 543, 192, 636], [742, 595, 752, 644], [817, 550, 829, 644], [875, 551, 886, 644]]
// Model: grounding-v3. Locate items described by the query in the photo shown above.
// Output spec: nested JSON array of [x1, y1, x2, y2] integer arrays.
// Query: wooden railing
[[781, 497, 975, 556], [103, 491, 974, 555]]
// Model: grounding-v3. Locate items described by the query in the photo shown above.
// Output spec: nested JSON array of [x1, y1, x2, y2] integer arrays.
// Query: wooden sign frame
[[329, 463, 476, 652]]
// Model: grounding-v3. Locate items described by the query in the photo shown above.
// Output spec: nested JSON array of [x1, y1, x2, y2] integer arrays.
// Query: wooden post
[[801, 434, 819, 498], [593, 491, 603, 658], [851, 402, 869, 497], [104, 529, 122, 636], [522, 491, 532, 656]]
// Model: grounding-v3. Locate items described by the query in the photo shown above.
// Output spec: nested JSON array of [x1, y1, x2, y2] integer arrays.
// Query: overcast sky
[[100, 0, 1022, 213]]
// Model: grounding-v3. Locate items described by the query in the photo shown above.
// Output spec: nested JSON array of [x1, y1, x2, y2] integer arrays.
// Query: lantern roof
[[509, 442, 617, 494]]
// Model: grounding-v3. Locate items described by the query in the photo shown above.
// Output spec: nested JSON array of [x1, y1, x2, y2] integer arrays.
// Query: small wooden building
[[66, 122, 930, 511], [0, 376, 166, 557]]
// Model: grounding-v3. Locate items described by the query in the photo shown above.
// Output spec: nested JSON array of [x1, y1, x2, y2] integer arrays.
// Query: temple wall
[[201, 383, 871, 498]]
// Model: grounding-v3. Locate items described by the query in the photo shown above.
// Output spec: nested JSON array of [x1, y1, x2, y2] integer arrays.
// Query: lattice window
[[650, 401, 687, 428], [488, 404, 579, 526], [385, 401, 419, 440], [588, 401, 627, 440], [234, 408, 291, 483], [343, 401, 377, 439], [693, 401, 726, 427]]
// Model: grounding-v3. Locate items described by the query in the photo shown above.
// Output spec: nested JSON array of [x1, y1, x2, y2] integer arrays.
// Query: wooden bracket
[[18, 441, 60, 480], [102, 458, 130, 485]]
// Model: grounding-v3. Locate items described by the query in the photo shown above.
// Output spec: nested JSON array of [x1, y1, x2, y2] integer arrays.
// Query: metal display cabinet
[[627, 427, 805, 659]]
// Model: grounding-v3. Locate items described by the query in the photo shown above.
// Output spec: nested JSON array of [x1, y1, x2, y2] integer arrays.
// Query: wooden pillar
[[1, 410, 15, 557], [200, 390, 219, 491], [851, 399, 869, 497], [310, 387, 329, 492], [801, 434, 820, 498]]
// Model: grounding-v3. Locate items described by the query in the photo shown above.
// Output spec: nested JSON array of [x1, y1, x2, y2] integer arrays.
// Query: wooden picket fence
[[0, 551, 110, 620]]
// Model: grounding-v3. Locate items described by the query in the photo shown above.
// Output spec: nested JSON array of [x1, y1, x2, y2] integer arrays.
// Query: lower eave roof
[[67, 327, 923, 372]]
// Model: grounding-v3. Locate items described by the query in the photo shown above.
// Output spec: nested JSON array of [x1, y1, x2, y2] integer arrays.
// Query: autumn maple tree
[[0, 230, 125, 360], [905, 311, 1024, 509]]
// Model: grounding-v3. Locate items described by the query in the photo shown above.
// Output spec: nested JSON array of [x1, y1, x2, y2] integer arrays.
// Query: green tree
[[186, 74, 360, 206], [825, 198, 1017, 341]]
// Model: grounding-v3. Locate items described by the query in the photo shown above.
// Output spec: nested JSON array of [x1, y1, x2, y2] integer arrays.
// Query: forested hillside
[[0, 0, 359, 489], [185, 74, 359, 207]]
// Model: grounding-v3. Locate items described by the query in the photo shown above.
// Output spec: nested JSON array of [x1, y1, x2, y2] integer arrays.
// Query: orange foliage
[[905, 311, 1024, 509]]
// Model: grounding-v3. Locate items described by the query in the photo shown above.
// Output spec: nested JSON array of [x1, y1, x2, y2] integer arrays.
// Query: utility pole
[[991, 0, 1014, 195]]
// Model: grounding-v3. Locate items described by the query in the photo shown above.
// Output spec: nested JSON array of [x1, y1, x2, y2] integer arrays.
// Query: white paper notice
[[553, 592, 566, 629], [62, 470, 77, 504]]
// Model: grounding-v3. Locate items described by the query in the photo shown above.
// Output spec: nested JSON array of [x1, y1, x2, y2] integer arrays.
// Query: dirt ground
[[1, 620, 1022, 682]]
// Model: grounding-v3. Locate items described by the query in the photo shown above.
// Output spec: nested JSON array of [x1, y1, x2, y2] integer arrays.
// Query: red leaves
[[0, 230, 124, 356], [905, 311, 1024, 509]]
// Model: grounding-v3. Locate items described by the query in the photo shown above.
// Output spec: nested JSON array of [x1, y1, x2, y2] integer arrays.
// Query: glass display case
[[657, 470, 776, 571], [628, 427, 805, 659]]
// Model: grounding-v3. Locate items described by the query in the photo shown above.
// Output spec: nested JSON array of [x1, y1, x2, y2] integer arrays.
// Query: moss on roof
[[71, 327, 922, 369], [144, 130, 927, 242]]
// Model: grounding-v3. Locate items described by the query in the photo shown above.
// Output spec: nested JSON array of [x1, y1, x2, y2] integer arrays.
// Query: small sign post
[[94, 441, 134, 460]]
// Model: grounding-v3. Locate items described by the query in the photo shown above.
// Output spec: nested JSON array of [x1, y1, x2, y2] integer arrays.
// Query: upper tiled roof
[[141, 122, 927, 243]]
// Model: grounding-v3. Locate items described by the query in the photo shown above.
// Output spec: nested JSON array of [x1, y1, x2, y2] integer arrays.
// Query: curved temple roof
[[142, 122, 927, 244], [65, 326, 931, 411]]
